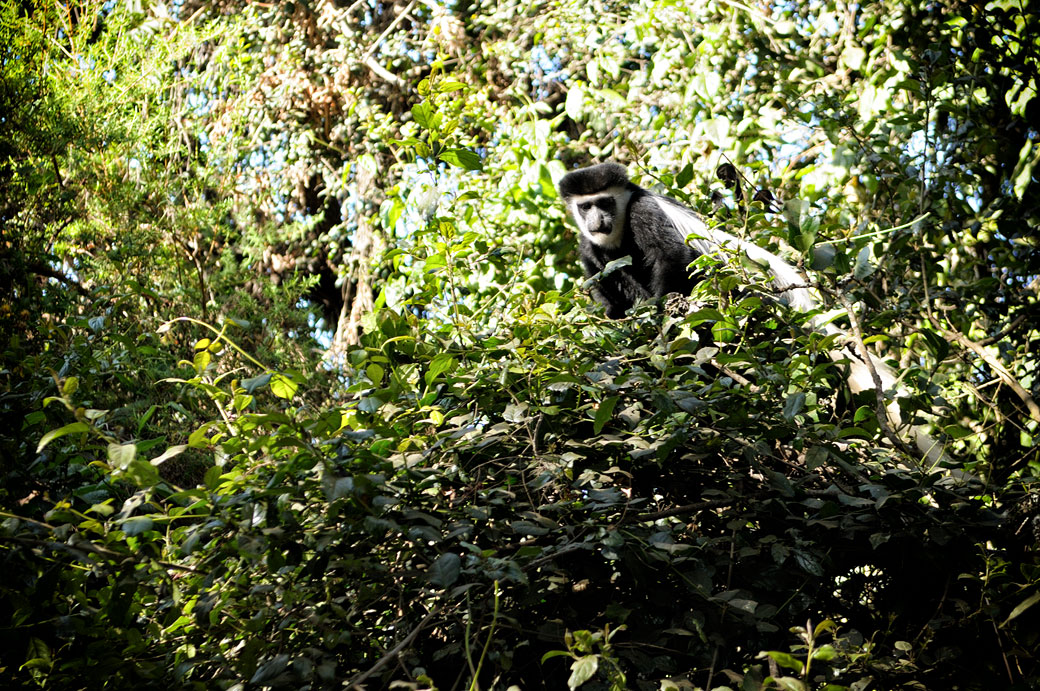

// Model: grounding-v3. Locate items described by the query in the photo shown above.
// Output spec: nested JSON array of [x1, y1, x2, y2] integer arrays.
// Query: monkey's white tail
[[654, 197, 946, 469]]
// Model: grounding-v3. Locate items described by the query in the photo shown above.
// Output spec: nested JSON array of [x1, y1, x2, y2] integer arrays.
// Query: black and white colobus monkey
[[556, 162, 702, 318], [558, 161, 819, 317], [558, 161, 945, 467]]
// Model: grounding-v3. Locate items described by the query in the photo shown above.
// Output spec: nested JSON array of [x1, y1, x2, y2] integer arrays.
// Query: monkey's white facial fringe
[[653, 196, 947, 469], [569, 187, 631, 249]]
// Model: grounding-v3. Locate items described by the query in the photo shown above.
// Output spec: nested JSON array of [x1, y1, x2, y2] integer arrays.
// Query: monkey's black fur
[[559, 163, 701, 318], [557, 161, 630, 198]]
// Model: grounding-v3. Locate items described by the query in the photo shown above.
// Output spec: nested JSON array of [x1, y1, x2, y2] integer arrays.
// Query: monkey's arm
[[580, 255, 624, 317], [646, 249, 698, 299]]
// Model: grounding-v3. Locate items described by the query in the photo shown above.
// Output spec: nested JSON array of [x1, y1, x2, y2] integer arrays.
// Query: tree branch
[[345, 607, 440, 689], [837, 292, 916, 457], [929, 315, 1040, 424], [29, 261, 89, 296]]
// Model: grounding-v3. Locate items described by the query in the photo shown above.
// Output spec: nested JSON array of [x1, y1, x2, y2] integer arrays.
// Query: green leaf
[[942, 423, 974, 440], [687, 307, 725, 323], [810, 242, 837, 270], [439, 148, 482, 170], [811, 644, 838, 661], [203, 464, 223, 490], [122, 516, 154, 536], [853, 405, 875, 423], [250, 654, 290, 684], [596, 255, 632, 281], [24, 410, 47, 426], [193, 349, 212, 373], [919, 329, 950, 361], [36, 422, 89, 452], [151, 444, 188, 465], [853, 244, 875, 280], [503, 402, 529, 423], [136, 404, 158, 434], [782, 392, 806, 421], [88, 502, 116, 516], [22, 637, 51, 672], [784, 198, 810, 234], [108, 442, 137, 469], [124, 459, 161, 487], [676, 163, 694, 188], [381, 197, 405, 231], [593, 396, 618, 434], [427, 552, 461, 587], [411, 101, 433, 129], [540, 649, 574, 664], [1012, 141, 1038, 200], [1003, 590, 1040, 626], [270, 373, 299, 400], [804, 445, 828, 470], [762, 650, 804, 673], [813, 619, 838, 638], [435, 79, 466, 93], [425, 353, 456, 387], [712, 318, 739, 343], [567, 655, 598, 690], [774, 678, 807, 691], [241, 373, 272, 393], [188, 422, 216, 448]]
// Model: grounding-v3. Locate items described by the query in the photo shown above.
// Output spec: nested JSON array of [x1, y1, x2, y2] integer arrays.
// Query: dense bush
[[2, 1, 1039, 689]]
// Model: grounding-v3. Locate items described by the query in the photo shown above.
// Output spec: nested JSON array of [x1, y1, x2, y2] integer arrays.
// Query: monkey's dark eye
[[578, 202, 593, 212]]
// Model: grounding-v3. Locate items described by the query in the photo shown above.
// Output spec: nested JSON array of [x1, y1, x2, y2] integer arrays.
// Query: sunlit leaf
[[567, 655, 598, 690], [270, 373, 299, 400], [36, 422, 89, 453], [107, 441, 136, 469], [439, 148, 482, 170], [593, 396, 618, 434], [761, 650, 804, 673], [565, 83, 584, 121]]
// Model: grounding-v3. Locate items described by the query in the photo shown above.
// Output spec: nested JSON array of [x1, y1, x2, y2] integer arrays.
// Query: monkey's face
[[567, 188, 630, 249]]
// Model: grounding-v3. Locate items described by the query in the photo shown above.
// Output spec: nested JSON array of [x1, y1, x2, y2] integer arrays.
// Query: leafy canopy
[[1, 0, 1039, 689]]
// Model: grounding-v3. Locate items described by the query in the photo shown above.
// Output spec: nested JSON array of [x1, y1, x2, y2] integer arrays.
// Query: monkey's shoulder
[[625, 193, 697, 253]]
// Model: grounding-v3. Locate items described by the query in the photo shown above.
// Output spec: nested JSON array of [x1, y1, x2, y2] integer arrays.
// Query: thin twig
[[633, 495, 755, 522], [29, 262, 89, 296], [928, 315, 1040, 423], [977, 313, 1030, 347], [363, 55, 406, 88], [345, 607, 440, 689], [361, 0, 417, 63], [836, 292, 915, 456]]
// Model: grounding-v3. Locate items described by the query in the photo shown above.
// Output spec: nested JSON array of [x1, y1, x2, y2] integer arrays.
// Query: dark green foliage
[[2, 1, 1039, 690]]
